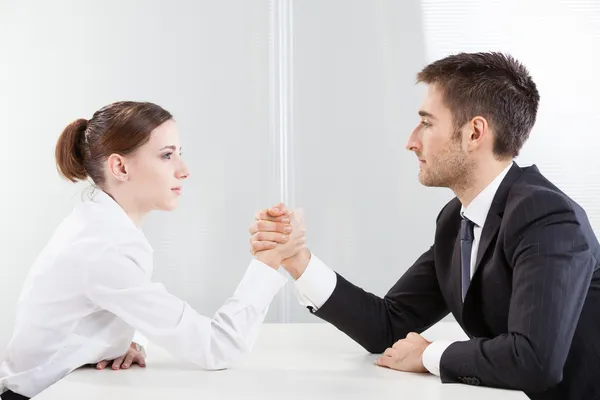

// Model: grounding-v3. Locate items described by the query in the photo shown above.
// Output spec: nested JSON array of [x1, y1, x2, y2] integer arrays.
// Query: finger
[[392, 340, 404, 349], [253, 231, 289, 244], [255, 207, 291, 221], [249, 237, 255, 255], [134, 354, 146, 367], [254, 208, 284, 219], [96, 360, 109, 370], [251, 241, 278, 253], [112, 356, 125, 370], [249, 221, 258, 234], [255, 209, 281, 221], [266, 203, 287, 217], [268, 206, 292, 218], [406, 332, 422, 341], [376, 356, 391, 368], [121, 353, 135, 369], [383, 348, 397, 358], [264, 211, 291, 223], [249, 220, 292, 235]]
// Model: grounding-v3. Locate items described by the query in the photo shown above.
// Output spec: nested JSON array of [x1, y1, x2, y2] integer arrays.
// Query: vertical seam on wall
[[269, 0, 295, 323]]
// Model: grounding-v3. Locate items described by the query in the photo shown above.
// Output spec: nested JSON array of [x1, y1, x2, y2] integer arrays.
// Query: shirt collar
[[89, 188, 152, 250], [461, 163, 513, 227]]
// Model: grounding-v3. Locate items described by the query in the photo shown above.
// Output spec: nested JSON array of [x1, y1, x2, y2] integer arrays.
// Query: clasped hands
[[248, 202, 432, 374], [247, 203, 310, 279]]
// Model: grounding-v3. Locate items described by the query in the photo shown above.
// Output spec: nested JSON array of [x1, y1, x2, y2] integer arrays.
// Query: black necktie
[[460, 218, 475, 301]]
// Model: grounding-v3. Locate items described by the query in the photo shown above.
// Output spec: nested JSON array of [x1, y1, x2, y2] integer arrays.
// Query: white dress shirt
[[293, 163, 513, 377], [0, 190, 286, 398]]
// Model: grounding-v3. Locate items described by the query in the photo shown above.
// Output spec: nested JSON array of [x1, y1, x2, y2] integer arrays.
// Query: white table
[[36, 322, 527, 399]]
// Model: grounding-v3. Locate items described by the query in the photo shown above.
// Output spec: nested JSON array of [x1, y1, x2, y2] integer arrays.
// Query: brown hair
[[417, 52, 540, 158], [55, 101, 172, 185]]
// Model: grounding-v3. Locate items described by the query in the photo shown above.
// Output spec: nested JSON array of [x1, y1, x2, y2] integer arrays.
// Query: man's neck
[[453, 159, 513, 208]]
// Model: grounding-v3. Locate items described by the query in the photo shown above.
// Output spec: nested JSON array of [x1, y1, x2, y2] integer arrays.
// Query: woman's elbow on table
[[192, 335, 253, 371]]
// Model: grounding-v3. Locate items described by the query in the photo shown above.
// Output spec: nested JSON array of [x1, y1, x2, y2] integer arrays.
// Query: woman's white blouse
[[0, 190, 286, 398]]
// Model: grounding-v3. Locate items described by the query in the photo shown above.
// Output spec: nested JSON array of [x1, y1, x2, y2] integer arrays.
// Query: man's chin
[[418, 172, 443, 188], [418, 172, 432, 186]]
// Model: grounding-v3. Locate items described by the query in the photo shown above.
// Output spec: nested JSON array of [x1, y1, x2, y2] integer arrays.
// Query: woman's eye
[[162, 152, 173, 160]]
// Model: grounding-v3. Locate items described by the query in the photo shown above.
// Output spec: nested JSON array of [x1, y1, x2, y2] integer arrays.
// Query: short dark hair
[[55, 101, 172, 185], [417, 52, 540, 158]]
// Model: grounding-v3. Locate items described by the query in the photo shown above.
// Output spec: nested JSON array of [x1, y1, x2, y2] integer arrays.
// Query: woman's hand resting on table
[[96, 342, 146, 370]]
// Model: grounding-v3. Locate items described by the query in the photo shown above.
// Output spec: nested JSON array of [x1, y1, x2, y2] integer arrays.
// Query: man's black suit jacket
[[312, 163, 600, 400]]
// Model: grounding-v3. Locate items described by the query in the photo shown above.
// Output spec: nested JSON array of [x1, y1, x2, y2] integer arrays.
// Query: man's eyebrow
[[418, 110, 436, 119]]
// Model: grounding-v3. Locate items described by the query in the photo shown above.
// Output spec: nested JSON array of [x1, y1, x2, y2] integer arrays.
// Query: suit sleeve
[[439, 191, 596, 392], [313, 243, 449, 353]]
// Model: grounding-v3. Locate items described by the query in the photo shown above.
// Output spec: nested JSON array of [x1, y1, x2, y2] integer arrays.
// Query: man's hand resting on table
[[376, 332, 431, 373]]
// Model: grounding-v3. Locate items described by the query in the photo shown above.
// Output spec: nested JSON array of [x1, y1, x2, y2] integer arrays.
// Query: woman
[[0, 101, 303, 400]]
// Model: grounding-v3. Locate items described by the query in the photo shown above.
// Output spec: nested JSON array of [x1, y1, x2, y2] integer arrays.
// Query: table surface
[[36, 322, 527, 399]]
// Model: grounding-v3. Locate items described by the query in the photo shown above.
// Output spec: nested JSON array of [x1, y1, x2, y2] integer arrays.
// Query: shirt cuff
[[293, 254, 337, 310], [422, 340, 454, 376], [233, 259, 288, 311], [132, 331, 150, 348]]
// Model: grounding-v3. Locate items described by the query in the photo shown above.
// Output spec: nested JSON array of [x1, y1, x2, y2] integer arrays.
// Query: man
[[249, 52, 600, 400]]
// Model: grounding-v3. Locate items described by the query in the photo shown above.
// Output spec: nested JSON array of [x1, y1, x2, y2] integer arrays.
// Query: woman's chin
[[158, 198, 180, 212]]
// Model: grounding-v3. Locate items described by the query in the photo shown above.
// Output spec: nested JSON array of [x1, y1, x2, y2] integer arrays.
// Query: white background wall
[[287, 0, 454, 322], [0, 0, 281, 352], [1, 0, 599, 351], [420, 0, 600, 233]]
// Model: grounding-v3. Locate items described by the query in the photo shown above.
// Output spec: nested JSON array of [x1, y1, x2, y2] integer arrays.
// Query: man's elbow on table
[[504, 359, 564, 393], [515, 360, 563, 393], [442, 335, 566, 393], [507, 338, 566, 392]]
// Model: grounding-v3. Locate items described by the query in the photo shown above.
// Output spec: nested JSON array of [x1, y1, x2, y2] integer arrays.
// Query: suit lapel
[[443, 163, 535, 331], [467, 162, 526, 296], [474, 213, 501, 273]]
